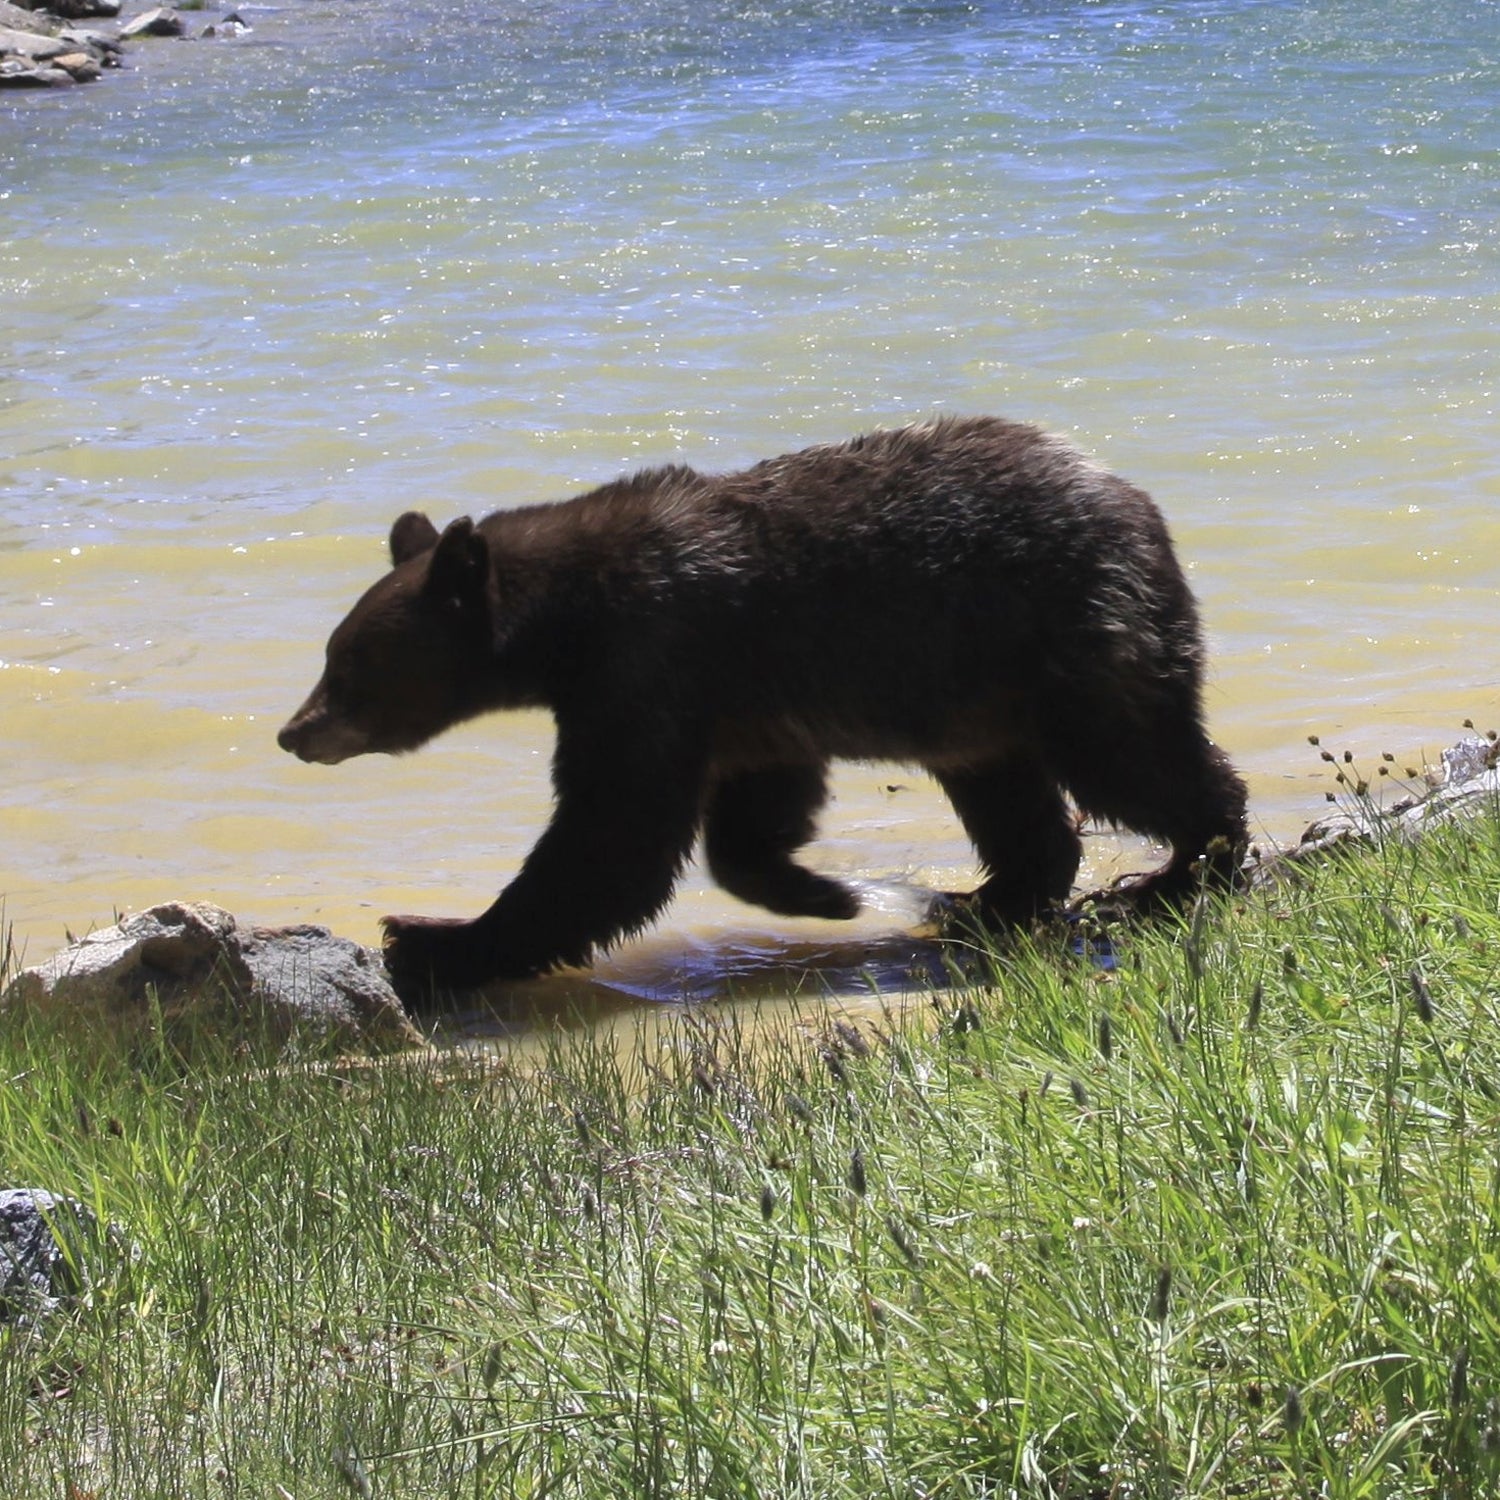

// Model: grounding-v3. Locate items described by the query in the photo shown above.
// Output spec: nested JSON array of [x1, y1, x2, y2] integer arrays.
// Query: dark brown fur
[[278, 416, 1248, 995]]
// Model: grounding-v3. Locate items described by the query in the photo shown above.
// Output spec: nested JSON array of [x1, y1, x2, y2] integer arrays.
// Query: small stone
[[202, 11, 246, 37], [0, 61, 68, 84], [54, 50, 100, 78], [0, 1189, 98, 1323]]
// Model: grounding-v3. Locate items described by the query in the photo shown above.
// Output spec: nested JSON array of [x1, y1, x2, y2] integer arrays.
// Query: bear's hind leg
[[704, 763, 860, 920], [935, 755, 1082, 923], [1056, 720, 1248, 908]]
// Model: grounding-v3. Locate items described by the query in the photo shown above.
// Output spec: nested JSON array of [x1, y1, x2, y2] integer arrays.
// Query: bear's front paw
[[381, 914, 497, 999]]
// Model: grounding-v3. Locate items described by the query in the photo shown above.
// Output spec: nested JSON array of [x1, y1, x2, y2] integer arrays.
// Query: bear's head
[[278, 513, 494, 764]]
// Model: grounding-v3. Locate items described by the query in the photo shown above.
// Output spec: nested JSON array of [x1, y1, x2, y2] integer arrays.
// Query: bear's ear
[[424, 516, 490, 612], [390, 511, 440, 567]]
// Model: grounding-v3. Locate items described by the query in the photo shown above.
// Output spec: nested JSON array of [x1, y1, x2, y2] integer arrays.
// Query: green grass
[[5, 803, 1500, 1497]]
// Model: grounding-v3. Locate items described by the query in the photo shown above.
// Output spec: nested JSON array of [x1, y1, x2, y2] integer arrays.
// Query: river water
[[2, 0, 1497, 1016]]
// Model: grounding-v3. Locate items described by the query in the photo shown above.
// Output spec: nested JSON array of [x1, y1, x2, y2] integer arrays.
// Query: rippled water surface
[[2, 0, 1497, 1013]]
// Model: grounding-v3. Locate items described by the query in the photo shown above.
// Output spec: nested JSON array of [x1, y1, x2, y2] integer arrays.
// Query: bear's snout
[[278, 695, 377, 766], [277, 713, 322, 761], [277, 697, 337, 764]]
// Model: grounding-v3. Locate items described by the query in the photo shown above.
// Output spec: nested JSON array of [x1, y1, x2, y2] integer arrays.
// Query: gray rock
[[0, 2, 55, 33], [238, 923, 424, 1053], [0, 23, 69, 56], [0, 59, 70, 83], [120, 5, 181, 36], [5, 902, 424, 1056], [51, 48, 100, 77], [59, 25, 123, 57], [0, 1188, 97, 1323], [200, 10, 246, 37]]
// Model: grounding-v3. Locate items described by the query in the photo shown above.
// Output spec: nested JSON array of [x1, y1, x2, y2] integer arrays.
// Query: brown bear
[[278, 416, 1248, 996]]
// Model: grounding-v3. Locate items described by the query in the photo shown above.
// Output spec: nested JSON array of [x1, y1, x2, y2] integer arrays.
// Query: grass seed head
[[1150, 1265, 1172, 1325], [1283, 1385, 1304, 1436], [1410, 967, 1436, 1025], [833, 1020, 871, 1058], [886, 1213, 921, 1268], [848, 1145, 868, 1197], [1450, 1345, 1470, 1409]]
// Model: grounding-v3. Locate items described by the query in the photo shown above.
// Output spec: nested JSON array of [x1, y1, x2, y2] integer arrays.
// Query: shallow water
[[2, 0, 1497, 1016]]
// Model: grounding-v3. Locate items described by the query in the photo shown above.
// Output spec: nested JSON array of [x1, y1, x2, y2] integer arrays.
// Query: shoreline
[[1, 0, 244, 88], [4, 737, 1497, 1054]]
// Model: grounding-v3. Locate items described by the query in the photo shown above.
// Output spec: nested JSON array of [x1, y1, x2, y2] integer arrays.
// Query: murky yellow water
[[3, 0, 1497, 1020]]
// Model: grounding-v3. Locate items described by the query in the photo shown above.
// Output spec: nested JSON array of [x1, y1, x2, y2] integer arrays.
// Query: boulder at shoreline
[[4, 901, 426, 1056]]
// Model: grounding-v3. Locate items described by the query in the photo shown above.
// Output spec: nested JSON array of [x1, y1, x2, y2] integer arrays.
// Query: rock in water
[[120, 5, 182, 36]]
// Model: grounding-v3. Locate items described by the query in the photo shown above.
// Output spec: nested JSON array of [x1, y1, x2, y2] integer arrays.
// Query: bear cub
[[279, 416, 1248, 995]]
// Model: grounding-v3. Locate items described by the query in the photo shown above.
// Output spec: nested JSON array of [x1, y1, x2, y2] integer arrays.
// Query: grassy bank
[[4, 800, 1500, 1497]]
